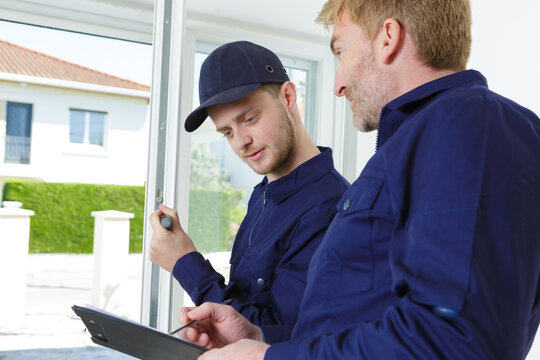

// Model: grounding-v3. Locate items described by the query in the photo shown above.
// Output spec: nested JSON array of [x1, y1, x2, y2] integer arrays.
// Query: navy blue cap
[[184, 41, 290, 132]]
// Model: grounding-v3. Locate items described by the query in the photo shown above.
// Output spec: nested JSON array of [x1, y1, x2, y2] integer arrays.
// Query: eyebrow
[[215, 106, 256, 133]]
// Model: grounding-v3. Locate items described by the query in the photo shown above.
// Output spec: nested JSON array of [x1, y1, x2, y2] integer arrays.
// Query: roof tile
[[0, 39, 150, 92]]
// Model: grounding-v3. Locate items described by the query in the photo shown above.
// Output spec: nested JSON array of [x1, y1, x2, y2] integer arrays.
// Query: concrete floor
[[0, 252, 231, 360], [0, 254, 141, 359]]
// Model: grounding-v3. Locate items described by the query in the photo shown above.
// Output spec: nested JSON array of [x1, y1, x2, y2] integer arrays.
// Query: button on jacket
[[266, 71, 540, 359], [173, 147, 349, 343]]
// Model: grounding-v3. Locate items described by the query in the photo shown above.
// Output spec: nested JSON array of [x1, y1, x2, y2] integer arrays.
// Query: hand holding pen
[[169, 299, 233, 335]]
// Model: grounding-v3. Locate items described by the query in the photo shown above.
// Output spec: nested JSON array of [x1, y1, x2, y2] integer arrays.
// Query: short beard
[[251, 104, 296, 175], [349, 93, 380, 132], [347, 48, 396, 133]]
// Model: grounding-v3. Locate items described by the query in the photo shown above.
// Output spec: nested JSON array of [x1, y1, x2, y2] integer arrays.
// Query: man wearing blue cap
[[149, 41, 349, 342], [175, 0, 540, 359]]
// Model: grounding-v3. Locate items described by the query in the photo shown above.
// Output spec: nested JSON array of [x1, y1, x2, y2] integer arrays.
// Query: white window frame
[[140, 0, 186, 331], [143, 15, 359, 328], [142, 3, 361, 330], [0, 0, 359, 333]]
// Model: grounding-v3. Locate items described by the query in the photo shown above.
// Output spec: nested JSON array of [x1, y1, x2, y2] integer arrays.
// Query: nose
[[233, 128, 253, 153], [333, 66, 346, 97]]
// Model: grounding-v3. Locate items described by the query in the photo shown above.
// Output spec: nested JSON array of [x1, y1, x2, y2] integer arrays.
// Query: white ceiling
[[0, 0, 330, 44], [186, 0, 329, 40]]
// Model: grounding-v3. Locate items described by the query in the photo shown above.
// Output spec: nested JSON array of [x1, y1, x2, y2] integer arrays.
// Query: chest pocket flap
[[336, 177, 384, 215]]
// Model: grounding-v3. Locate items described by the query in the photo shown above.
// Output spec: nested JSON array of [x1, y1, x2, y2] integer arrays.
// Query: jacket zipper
[[375, 109, 385, 152], [248, 185, 268, 246]]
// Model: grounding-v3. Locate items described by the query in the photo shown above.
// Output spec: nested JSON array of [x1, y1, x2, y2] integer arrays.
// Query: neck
[[397, 66, 457, 97], [388, 31, 459, 100]]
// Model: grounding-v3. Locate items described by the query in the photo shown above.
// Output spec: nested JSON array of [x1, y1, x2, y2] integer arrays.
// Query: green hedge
[[2, 181, 145, 253], [2, 181, 245, 254]]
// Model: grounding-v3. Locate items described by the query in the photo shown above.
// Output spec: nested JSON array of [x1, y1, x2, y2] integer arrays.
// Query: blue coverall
[[266, 70, 540, 359], [173, 147, 349, 342]]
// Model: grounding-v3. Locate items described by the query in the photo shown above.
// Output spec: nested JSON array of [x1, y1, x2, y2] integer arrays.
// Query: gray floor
[[0, 347, 133, 360], [0, 254, 142, 359]]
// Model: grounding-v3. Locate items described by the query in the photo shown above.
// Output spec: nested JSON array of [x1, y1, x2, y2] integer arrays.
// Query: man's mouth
[[247, 148, 265, 161]]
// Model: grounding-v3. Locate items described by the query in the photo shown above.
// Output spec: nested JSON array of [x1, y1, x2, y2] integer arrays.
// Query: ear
[[378, 18, 403, 65], [280, 81, 297, 114]]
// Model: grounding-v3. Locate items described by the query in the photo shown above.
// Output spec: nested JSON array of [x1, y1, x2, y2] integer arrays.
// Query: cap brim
[[184, 83, 262, 132]]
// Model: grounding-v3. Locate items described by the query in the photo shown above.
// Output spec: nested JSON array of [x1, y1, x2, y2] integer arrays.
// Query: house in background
[[0, 40, 150, 197]]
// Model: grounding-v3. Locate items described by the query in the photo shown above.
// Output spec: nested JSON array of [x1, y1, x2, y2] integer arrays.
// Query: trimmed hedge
[[2, 181, 145, 253], [2, 181, 245, 254]]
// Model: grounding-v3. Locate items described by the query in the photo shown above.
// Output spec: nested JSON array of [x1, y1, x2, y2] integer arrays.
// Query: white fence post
[[0, 201, 34, 324], [91, 210, 134, 315]]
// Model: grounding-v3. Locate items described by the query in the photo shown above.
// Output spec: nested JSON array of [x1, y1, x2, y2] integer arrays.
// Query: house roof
[[0, 39, 150, 92]]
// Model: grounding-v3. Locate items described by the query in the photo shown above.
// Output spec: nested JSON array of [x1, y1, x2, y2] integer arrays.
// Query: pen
[[160, 214, 172, 229], [168, 299, 232, 335]]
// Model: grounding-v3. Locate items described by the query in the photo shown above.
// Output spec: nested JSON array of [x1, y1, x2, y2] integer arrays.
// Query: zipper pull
[[263, 187, 268, 206]]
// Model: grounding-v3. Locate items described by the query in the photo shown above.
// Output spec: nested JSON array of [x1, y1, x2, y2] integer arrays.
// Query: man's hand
[[178, 302, 262, 349], [199, 339, 269, 360], [149, 204, 196, 272]]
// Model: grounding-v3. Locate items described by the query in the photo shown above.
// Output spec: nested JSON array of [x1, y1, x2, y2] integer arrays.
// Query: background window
[[4, 101, 33, 164], [69, 109, 106, 146], [280, 55, 317, 137]]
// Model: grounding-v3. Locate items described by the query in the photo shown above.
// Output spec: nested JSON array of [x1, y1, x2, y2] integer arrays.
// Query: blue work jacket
[[173, 147, 349, 342], [266, 70, 540, 359]]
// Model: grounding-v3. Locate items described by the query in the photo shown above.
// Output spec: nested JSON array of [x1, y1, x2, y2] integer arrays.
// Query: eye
[[223, 130, 232, 138], [332, 44, 343, 60], [245, 117, 255, 123]]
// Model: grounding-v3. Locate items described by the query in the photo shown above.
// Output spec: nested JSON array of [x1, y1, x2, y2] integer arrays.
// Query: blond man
[[178, 1, 540, 359]]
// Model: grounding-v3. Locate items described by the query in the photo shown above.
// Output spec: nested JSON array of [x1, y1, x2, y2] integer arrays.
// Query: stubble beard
[[247, 105, 296, 176], [347, 49, 396, 133]]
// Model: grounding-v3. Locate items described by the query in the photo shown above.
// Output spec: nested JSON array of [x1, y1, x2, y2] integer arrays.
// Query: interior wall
[[469, 0, 540, 116]]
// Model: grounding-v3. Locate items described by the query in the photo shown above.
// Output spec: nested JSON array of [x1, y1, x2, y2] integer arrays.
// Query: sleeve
[[265, 296, 487, 359], [172, 251, 230, 301]]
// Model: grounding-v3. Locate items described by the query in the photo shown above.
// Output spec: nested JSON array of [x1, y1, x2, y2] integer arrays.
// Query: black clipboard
[[72, 304, 207, 360]]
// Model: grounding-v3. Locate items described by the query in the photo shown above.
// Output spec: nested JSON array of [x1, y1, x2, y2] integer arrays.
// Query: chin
[[353, 114, 379, 132]]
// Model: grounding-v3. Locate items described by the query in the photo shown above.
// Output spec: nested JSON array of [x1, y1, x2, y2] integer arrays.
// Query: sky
[[0, 20, 153, 85]]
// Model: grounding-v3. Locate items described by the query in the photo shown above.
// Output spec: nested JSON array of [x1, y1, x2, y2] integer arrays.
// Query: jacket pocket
[[319, 177, 384, 298], [272, 272, 306, 325]]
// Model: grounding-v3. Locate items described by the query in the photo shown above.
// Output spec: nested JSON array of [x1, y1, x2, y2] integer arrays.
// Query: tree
[[189, 142, 230, 190]]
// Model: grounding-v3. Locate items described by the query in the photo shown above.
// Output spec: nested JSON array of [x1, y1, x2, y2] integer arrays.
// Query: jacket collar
[[376, 70, 488, 150], [256, 146, 335, 205]]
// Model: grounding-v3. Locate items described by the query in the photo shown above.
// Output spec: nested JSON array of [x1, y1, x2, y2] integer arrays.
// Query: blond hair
[[259, 83, 283, 98], [317, 0, 471, 71]]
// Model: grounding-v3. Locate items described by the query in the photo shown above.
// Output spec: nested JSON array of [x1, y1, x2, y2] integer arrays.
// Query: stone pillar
[[0, 201, 34, 323], [91, 210, 134, 314]]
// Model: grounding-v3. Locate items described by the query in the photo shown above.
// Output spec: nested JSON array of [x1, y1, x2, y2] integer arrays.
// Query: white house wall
[[0, 80, 149, 189]]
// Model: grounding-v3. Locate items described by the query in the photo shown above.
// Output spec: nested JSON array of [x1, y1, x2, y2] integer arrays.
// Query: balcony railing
[[5, 135, 31, 164]]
